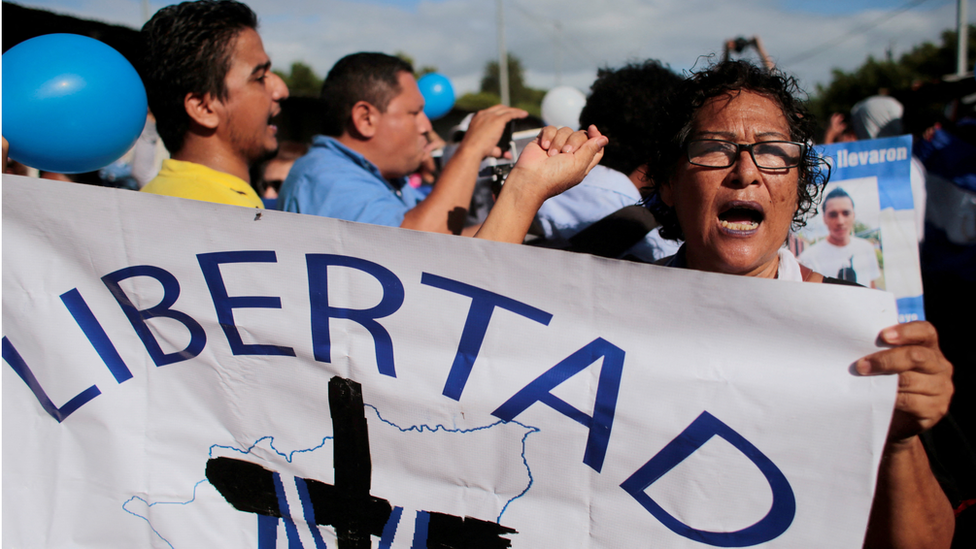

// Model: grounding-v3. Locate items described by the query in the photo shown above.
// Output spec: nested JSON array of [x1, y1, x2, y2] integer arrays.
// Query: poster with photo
[[796, 178, 884, 288], [794, 135, 924, 322]]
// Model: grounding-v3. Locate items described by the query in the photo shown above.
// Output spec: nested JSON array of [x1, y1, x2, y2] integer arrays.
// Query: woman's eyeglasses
[[686, 139, 805, 169]]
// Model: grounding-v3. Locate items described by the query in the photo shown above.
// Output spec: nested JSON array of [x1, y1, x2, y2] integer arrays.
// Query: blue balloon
[[417, 73, 455, 120], [2, 34, 147, 173]]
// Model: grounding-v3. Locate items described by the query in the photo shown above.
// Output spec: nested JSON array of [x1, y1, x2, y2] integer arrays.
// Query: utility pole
[[555, 20, 563, 86], [142, 0, 151, 24], [958, 0, 969, 76], [497, 0, 510, 106]]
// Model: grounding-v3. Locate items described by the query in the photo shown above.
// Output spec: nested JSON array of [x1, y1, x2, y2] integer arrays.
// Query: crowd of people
[[3, 0, 975, 546]]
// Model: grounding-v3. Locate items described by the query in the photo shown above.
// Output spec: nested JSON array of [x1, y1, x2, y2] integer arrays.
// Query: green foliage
[[513, 100, 543, 119], [455, 93, 542, 118], [808, 25, 976, 125], [274, 62, 323, 98], [394, 51, 437, 78], [479, 55, 546, 113], [900, 27, 975, 78], [394, 51, 415, 68], [456, 91, 503, 111]]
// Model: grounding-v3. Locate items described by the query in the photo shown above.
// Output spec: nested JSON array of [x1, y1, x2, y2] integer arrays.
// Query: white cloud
[[14, 0, 972, 96]]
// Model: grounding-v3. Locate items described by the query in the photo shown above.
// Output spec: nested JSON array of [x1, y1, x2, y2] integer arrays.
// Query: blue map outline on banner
[[121, 406, 539, 547], [121, 479, 207, 549], [364, 403, 541, 522], [121, 436, 333, 548]]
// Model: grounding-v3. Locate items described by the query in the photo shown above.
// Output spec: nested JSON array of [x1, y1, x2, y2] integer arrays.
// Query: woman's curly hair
[[643, 60, 830, 241]]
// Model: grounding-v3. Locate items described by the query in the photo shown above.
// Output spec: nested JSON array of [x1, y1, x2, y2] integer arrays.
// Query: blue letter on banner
[[102, 265, 207, 366], [492, 337, 623, 472], [420, 273, 553, 400], [197, 251, 295, 357], [60, 288, 132, 383], [306, 254, 404, 377], [2, 336, 101, 422], [620, 411, 796, 547]]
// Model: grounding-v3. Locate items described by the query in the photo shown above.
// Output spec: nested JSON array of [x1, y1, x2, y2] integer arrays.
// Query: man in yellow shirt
[[139, 0, 288, 208]]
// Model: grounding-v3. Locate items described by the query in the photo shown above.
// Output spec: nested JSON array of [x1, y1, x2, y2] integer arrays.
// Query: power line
[[508, 0, 601, 69], [781, 0, 942, 66]]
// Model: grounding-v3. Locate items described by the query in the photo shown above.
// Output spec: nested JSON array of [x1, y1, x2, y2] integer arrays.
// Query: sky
[[10, 0, 975, 97]]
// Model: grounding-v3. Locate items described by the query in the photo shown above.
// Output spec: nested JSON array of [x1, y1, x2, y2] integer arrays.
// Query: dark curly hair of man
[[140, 0, 258, 154], [644, 60, 829, 241], [578, 60, 682, 176], [319, 52, 414, 138]]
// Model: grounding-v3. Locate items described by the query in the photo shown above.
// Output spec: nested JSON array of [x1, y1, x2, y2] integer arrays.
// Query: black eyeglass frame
[[685, 139, 807, 170]]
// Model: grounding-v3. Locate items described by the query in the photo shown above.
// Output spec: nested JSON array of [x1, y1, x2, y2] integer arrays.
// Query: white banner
[[3, 174, 897, 548]]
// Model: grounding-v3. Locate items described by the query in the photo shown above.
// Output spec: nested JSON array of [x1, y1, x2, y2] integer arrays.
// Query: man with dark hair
[[139, 0, 288, 208], [532, 60, 682, 260], [278, 52, 526, 235], [798, 186, 882, 287]]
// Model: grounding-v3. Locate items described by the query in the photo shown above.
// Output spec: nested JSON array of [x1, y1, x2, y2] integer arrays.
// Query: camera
[[480, 126, 544, 195], [732, 36, 756, 53]]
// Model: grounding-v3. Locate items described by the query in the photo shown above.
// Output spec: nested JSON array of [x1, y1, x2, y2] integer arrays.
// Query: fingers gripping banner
[[2, 175, 897, 548]]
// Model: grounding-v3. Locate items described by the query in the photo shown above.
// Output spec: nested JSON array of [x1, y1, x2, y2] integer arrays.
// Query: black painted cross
[[207, 376, 517, 549]]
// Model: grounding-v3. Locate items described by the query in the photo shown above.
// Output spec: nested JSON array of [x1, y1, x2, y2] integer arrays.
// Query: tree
[[394, 51, 415, 68], [453, 55, 545, 116], [479, 55, 546, 110], [899, 26, 976, 79], [455, 91, 505, 112], [808, 25, 976, 126], [274, 62, 323, 98], [394, 51, 437, 78]]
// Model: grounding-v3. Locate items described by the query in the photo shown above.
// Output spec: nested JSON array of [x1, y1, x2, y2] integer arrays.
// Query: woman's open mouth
[[718, 202, 764, 233]]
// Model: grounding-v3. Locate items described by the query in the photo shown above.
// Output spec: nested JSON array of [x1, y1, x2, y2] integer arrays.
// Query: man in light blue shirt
[[280, 52, 526, 235], [281, 135, 425, 227], [533, 60, 683, 261]]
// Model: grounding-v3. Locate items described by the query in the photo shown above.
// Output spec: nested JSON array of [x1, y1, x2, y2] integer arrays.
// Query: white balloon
[[540, 86, 587, 130]]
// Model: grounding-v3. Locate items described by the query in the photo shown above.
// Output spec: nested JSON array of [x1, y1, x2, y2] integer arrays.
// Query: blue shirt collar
[[313, 135, 409, 192]]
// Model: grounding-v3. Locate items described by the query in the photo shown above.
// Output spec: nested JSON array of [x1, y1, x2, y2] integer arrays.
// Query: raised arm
[[401, 104, 527, 234], [476, 125, 607, 243], [752, 36, 775, 71]]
